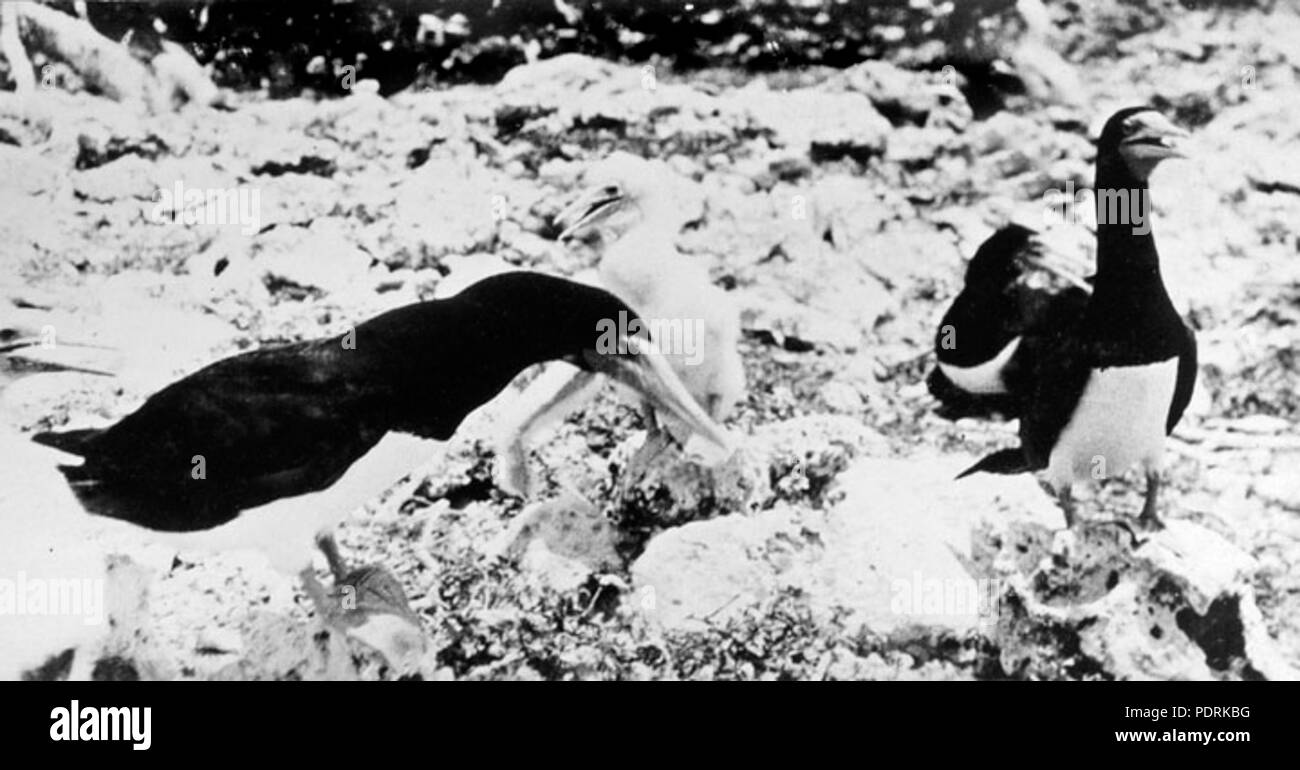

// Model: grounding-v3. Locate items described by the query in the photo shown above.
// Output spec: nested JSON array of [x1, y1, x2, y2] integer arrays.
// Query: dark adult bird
[[927, 223, 1090, 419], [28, 272, 735, 619], [959, 107, 1196, 531]]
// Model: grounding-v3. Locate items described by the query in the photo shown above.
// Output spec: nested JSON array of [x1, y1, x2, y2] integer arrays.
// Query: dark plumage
[[32, 271, 731, 540], [928, 223, 1090, 419], [959, 108, 1197, 530], [21, 271, 736, 664]]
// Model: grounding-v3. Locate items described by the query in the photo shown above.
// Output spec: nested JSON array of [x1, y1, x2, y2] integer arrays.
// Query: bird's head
[[453, 272, 735, 453], [554, 152, 684, 242], [1098, 107, 1190, 181]]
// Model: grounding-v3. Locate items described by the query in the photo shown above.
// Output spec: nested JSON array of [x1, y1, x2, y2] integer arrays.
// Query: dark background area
[[53, 0, 1256, 96]]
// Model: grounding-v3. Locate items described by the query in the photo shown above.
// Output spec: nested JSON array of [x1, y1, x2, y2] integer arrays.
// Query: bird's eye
[[603, 185, 621, 197], [0, 329, 17, 342]]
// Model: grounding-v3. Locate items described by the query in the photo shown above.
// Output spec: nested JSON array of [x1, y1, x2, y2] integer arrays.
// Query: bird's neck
[[637, 195, 683, 231], [599, 216, 681, 300], [624, 209, 681, 247], [1087, 157, 1180, 349], [358, 301, 573, 437]]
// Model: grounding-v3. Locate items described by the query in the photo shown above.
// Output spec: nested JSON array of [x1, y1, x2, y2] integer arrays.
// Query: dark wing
[[934, 285, 1089, 423], [1004, 325, 1093, 470], [956, 331, 1090, 479], [953, 314, 1092, 479], [1017, 285, 1089, 340], [926, 366, 1020, 420], [36, 338, 393, 530], [1166, 322, 1197, 434], [928, 286, 1022, 420], [998, 284, 1090, 403], [934, 290, 1013, 368]]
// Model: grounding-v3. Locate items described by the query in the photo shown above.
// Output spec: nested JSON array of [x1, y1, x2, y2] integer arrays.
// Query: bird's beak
[[0, 333, 115, 376], [555, 185, 625, 242], [1122, 113, 1191, 161], [581, 339, 735, 455]]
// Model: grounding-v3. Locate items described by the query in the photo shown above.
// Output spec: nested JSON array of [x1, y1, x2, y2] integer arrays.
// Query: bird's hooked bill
[[581, 338, 736, 456], [1, 335, 103, 353], [1, 307, 113, 354], [1121, 111, 1191, 160], [555, 185, 625, 241], [0, 332, 115, 376]]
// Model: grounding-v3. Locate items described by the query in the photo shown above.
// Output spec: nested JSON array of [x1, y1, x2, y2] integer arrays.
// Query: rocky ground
[[2, 4, 1299, 680]]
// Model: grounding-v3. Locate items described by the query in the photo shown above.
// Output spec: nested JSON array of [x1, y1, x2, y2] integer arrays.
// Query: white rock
[[631, 505, 809, 631], [628, 448, 1293, 680]]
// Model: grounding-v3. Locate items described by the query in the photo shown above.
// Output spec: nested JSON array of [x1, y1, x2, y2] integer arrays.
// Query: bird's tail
[[30, 427, 103, 458], [956, 448, 1030, 479]]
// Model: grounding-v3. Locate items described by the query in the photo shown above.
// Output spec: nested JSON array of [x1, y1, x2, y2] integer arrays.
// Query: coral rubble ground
[[2, 5, 1299, 680]]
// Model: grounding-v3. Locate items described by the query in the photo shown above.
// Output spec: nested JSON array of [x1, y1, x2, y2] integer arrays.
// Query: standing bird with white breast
[[960, 107, 1197, 532]]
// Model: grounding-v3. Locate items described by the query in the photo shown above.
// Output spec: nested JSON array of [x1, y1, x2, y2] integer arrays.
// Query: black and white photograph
[[0, 0, 1296, 728]]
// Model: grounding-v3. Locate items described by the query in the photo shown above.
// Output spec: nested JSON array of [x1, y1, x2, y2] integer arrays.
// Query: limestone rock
[[628, 451, 1292, 680]]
